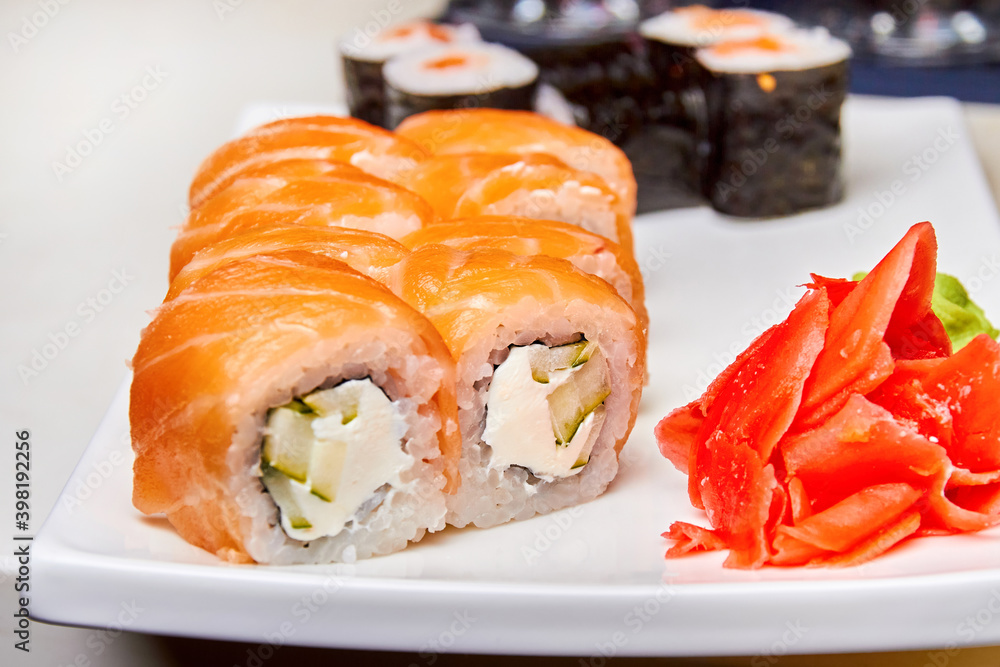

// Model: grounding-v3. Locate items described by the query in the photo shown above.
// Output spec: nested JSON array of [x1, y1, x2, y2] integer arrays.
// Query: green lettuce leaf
[[852, 271, 998, 351]]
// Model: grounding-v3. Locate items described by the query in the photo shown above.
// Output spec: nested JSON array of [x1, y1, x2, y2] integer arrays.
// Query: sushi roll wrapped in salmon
[[396, 153, 634, 256], [166, 224, 409, 299], [170, 161, 435, 279], [131, 252, 460, 564], [402, 216, 647, 336], [189, 115, 428, 209], [394, 245, 645, 529], [396, 108, 637, 217]]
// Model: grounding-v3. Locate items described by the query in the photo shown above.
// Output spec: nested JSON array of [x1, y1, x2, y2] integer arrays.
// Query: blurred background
[[1, 0, 999, 665], [712, 0, 1000, 100], [441, 0, 1000, 101]]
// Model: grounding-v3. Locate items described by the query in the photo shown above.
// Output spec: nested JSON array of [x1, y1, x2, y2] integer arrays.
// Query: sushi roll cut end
[[384, 42, 538, 98], [382, 43, 539, 128], [338, 20, 481, 61], [339, 20, 482, 128], [261, 379, 416, 541], [131, 255, 458, 564], [482, 340, 611, 480], [697, 28, 852, 74], [639, 5, 794, 47]]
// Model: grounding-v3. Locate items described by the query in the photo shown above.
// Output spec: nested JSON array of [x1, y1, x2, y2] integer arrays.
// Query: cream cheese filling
[[260, 379, 413, 541], [482, 341, 610, 481]]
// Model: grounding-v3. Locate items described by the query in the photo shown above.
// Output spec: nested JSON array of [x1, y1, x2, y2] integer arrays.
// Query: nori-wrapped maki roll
[[519, 37, 653, 145], [383, 43, 539, 129], [639, 5, 794, 108], [637, 6, 795, 211], [520, 35, 700, 214], [338, 21, 480, 128], [697, 29, 851, 218]]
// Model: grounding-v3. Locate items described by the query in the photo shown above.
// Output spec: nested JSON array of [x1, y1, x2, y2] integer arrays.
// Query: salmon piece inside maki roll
[[640, 5, 794, 49]]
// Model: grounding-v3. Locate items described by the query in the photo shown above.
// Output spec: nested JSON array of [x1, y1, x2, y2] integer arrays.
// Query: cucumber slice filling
[[482, 339, 611, 480], [260, 378, 413, 541]]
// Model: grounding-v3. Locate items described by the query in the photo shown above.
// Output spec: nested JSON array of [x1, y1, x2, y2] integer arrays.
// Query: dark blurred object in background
[[443, 0, 670, 41], [710, 0, 1000, 103], [747, 0, 1000, 65]]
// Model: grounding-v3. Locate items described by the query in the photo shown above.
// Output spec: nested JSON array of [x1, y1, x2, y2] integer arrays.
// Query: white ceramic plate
[[33, 96, 1000, 657]]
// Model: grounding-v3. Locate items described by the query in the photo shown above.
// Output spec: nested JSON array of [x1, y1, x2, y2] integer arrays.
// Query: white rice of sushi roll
[[233, 338, 452, 564], [383, 42, 539, 98], [395, 246, 645, 531], [445, 305, 642, 529], [695, 28, 852, 74], [639, 5, 795, 48], [340, 20, 483, 128]]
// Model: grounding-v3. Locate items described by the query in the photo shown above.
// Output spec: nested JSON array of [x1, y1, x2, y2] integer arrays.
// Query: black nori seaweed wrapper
[[384, 80, 537, 130], [343, 55, 390, 128], [621, 122, 705, 214], [524, 37, 651, 144], [632, 37, 712, 212], [701, 60, 849, 218], [644, 39, 702, 119], [525, 35, 704, 212]]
